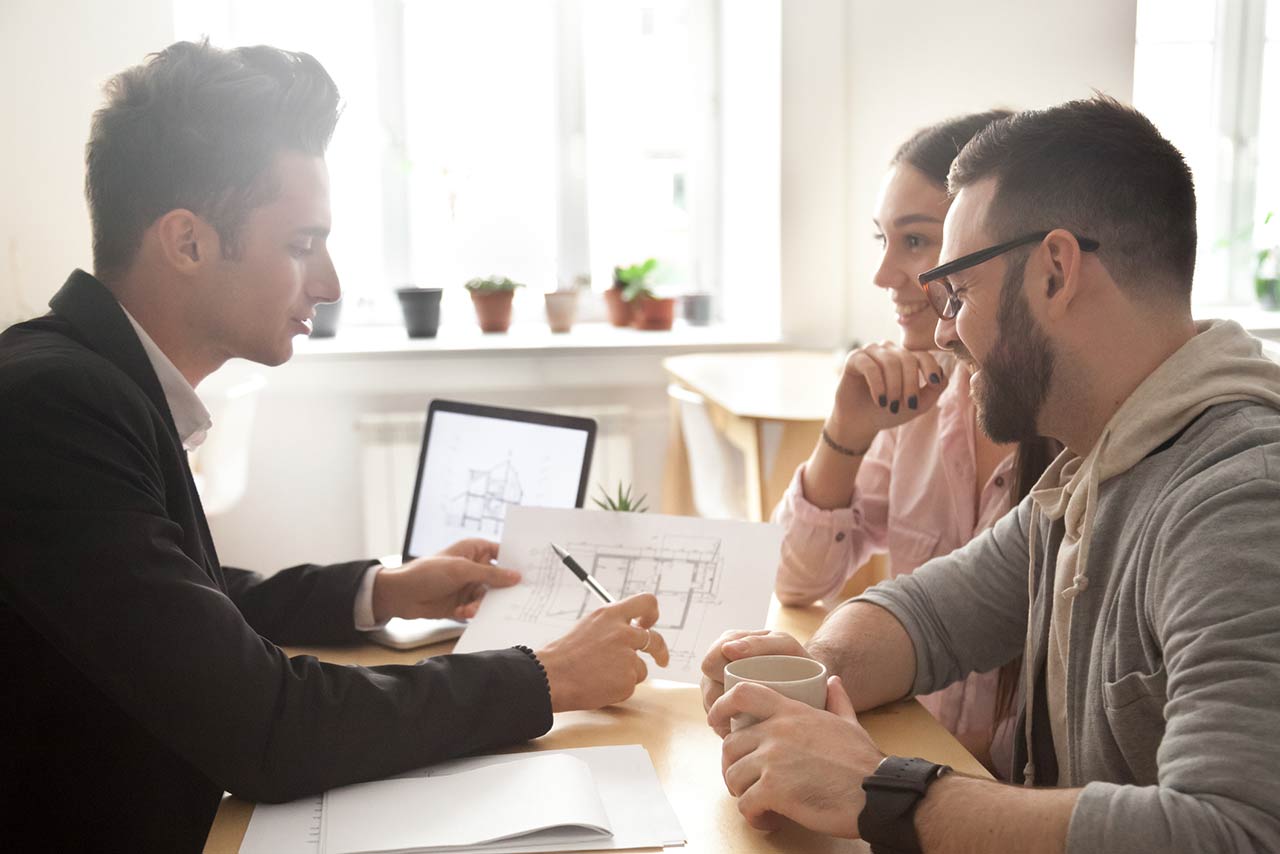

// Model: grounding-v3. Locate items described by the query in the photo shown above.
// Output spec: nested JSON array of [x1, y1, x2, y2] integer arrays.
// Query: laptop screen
[[402, 400, 596, 560]]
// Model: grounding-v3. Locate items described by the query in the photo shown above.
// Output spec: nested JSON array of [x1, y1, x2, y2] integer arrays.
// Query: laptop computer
[[370, 399, 597, 650]]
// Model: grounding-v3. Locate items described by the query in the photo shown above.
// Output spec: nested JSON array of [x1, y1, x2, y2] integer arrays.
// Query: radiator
[[355, 404, 638, 558]]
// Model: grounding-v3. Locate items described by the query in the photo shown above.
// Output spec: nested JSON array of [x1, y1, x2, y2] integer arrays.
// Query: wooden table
[[204, 600, 988, 854], [662, 351, 840, 522]]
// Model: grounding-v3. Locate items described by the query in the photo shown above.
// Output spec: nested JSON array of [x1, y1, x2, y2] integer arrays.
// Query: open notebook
[[241, 745, 684, 854]]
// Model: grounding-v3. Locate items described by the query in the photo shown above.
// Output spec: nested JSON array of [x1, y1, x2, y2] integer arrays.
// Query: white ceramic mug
[[723, 654, 828, 730]]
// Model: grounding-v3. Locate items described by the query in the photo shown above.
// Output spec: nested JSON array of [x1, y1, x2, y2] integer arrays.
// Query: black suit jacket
[[0, 271, 552, 852]]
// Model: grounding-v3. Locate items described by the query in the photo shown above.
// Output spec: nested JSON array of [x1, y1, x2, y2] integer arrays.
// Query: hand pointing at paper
[[536, 593, 670, 712]]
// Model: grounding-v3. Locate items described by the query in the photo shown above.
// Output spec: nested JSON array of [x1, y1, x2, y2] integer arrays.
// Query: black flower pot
[[396, 287, 444, 338], [311, 299, 342, 338]]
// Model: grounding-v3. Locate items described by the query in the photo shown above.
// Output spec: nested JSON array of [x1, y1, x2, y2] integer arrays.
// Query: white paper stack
[[321, 754, 608, 854], [240, 745, 685, 854]]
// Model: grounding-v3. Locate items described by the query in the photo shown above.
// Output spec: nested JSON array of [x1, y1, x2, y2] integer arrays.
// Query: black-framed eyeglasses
[[916, 231, 1100, 319]]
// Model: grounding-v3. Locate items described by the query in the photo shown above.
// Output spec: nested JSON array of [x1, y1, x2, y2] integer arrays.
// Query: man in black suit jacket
[[0, 41, 668, 852]]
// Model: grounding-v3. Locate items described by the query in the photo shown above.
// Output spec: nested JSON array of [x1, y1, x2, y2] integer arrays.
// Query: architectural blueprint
[[445, 455, 525, 536], [405, 409, 587, 556], [453, 507, 783, 683]]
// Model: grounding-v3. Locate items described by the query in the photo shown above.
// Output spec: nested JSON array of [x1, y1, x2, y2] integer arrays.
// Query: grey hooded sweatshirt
[[854, 322, 1280, 853]]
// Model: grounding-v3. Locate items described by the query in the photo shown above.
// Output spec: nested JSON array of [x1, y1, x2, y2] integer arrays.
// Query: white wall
[[777, 0, 849, 349], [206, 350, 677, 570], [0, 0, 176, 326], [840, 0, 1138, 347], [720, 0, 783, 337]]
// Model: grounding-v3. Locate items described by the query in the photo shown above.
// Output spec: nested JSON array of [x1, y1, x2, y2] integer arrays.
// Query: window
[[1134, 0, 1280, 309], [174, 0, 724, 328]]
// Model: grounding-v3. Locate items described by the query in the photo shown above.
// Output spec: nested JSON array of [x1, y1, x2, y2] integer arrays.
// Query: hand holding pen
[[551, 542, 615, 604], [535, 542, 670, 712]]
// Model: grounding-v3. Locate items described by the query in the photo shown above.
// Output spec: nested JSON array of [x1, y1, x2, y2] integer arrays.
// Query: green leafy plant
[[592, 481, 649, 512], [464, 275, 525, 293], [1255, 212, 1278, 308], [1220, 211, 1279, 307], [613, 259, 659, 302]]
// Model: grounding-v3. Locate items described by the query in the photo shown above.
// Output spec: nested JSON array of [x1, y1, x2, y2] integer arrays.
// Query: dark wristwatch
[[858, 755, 951, 854]]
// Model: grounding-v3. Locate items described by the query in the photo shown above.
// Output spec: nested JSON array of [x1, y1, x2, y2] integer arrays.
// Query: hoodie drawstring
[[1061, 429, 1108, 602], [1022, 503, 1039, 787]]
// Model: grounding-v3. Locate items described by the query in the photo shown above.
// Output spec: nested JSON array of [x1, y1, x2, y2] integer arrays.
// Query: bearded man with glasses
[[701, 96, 1280, 854]]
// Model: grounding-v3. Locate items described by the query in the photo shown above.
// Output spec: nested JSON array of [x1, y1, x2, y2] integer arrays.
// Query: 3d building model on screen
[[446, 456, 524, 537]]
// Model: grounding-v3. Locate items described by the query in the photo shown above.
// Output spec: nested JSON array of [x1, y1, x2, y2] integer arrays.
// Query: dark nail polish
[[908, 396, 918, 410], [878, 395, 887, 407], [929, 373, 941, 384], [889, 400, 900, 414]]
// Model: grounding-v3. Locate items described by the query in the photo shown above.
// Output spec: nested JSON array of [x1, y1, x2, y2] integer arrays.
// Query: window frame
[[1135, 0, 1272, 309], [177, 0, 727, 328]]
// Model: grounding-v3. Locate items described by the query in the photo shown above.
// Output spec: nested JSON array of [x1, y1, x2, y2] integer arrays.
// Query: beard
[[970, 254, 1055, 444]]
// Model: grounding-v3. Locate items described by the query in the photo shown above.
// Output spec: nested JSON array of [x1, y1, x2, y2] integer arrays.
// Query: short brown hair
[[949, 96, 1196, 302], [85, 40, 341, 279]]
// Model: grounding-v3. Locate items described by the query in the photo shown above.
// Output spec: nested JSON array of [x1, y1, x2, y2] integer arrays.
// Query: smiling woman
[[771, 111, 1060, 780]]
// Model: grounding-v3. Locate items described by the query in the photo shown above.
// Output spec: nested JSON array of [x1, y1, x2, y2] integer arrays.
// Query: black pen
[[550, 542, 615, 604]]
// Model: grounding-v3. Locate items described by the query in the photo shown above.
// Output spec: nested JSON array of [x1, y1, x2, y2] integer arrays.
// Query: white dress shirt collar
[[119, 307, 212, 451]]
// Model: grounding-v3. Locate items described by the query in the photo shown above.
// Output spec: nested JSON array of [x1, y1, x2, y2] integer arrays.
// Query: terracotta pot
[[604, 288, 633, 327], [631, 296, 676, 331], [470, 290, 515, 333], [544, 290, 578, 333]]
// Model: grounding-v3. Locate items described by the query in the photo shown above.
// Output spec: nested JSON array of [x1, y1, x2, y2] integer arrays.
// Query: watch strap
[[858, 755, 950, 854]]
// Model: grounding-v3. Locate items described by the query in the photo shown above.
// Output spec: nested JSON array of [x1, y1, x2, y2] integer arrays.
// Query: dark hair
[[892, 110, 1014, 187], [85, 40, 342, 279], [948, 96, 1196, 302]]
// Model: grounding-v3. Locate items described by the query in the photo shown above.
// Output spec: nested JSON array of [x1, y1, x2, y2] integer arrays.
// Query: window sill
[[269, 321, 789, 395], [293, 320, 786, 360]]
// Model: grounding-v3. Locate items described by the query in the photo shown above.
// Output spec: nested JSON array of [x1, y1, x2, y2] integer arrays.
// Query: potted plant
[[1256, 213, 1278, 310], [310, 298, 343, 338], [592, 481, 649, 512], [1258, 248, 1278, 310], [681, 292, 712, 326], [622, 276, 677, 332], [395, 287, 445, 338], [607, 259, 657, 327], [464, 275, 524, 333], [544, 288, 578, 334]]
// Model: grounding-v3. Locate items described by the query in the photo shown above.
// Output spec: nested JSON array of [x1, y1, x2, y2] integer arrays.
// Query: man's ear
[[153, 209, 215, 274], [1037, 228, 1087, 320]]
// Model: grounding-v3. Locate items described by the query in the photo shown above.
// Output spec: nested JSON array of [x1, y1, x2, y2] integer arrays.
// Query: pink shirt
[[772, 363, 1017, 772]]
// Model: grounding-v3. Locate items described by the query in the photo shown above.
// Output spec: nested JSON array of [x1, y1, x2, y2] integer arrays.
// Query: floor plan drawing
[[445, 456, 524, 536], [532, 537, 723, 630], [454, 507, 782, 684], [519, 536, 726, 674]]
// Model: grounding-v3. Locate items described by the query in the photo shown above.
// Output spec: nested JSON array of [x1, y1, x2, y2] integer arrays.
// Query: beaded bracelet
[[821, 426, 870, 458]]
